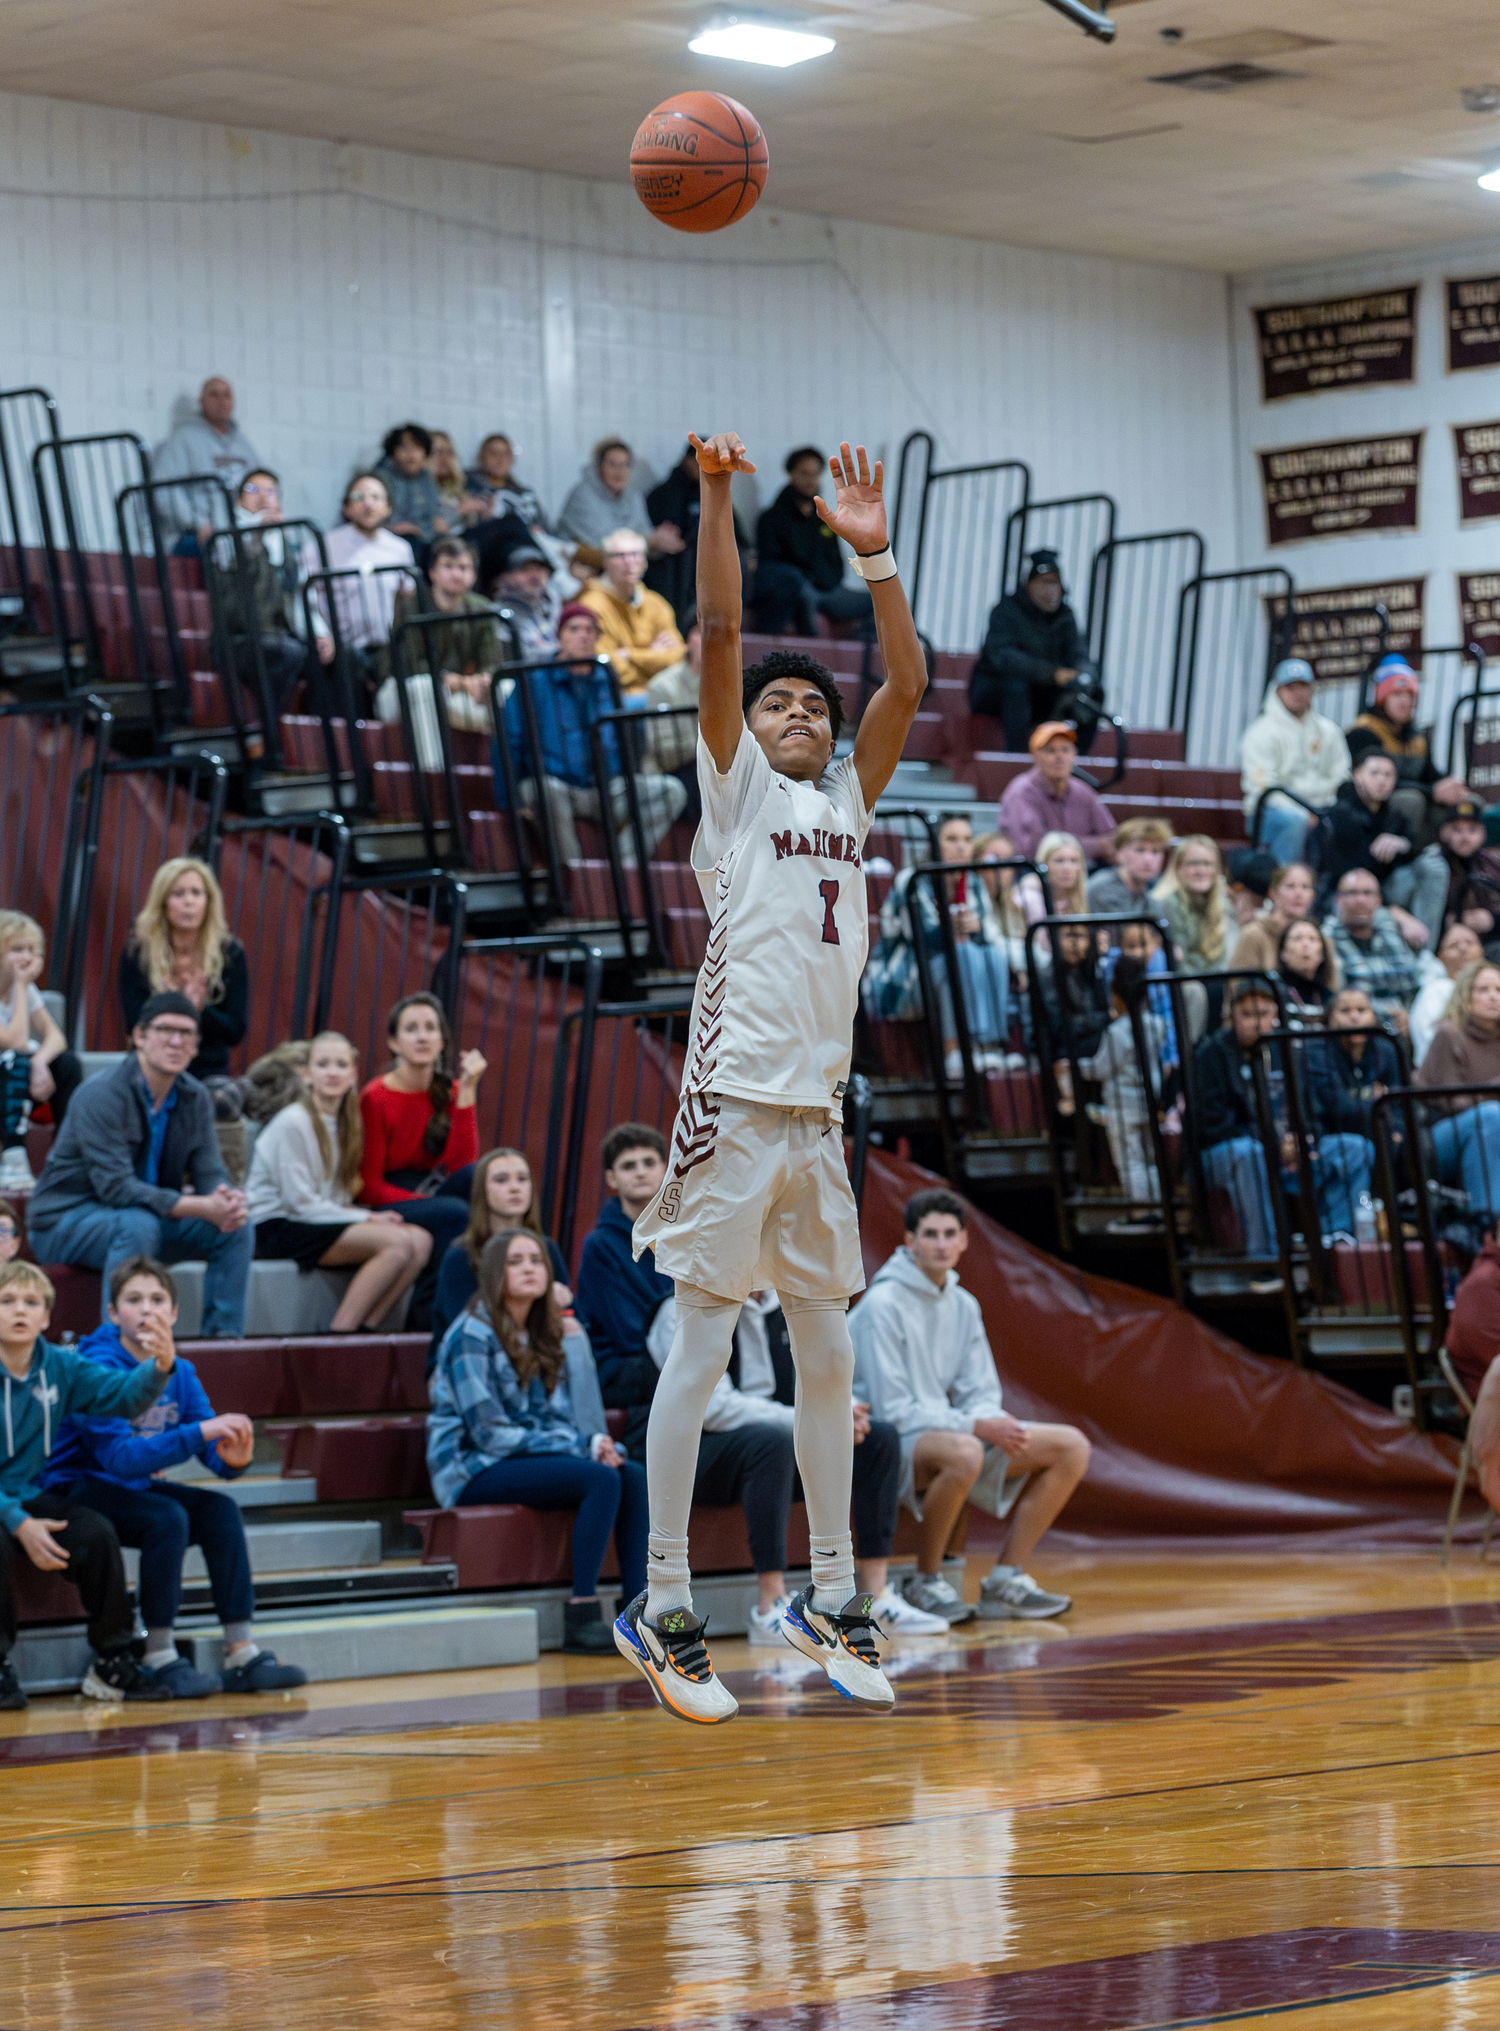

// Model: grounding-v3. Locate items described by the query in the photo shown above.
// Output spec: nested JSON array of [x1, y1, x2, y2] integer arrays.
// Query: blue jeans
[[1203, 1130, 1373, 1251], [65, 1475, 254, 1632], [1257, 797, 1314, 869], [27, 1202, 254, 1336], [458, 1454, 649, 1601], [1431, 1103, 1500, 1214], [938, 941, 1010, 1048], [1306, 1132, 1373, 1238]]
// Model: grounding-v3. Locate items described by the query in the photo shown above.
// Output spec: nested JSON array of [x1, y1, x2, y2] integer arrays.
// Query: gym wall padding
[[858, 1151, 1478, 1547]]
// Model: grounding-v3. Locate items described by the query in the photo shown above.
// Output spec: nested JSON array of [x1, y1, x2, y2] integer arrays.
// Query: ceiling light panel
[[689, 17, 836, 64]]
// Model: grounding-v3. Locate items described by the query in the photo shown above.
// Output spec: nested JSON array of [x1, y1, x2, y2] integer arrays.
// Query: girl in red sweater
[[360, 992, 488, 1325]]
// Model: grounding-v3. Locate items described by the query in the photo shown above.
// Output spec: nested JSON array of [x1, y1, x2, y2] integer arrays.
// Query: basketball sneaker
[[780, 1588, 895, 1711], [613, 1593, 739, 1725], [902, 1570, 975, 1625], [869, 1587, 949, 1637], [977, 1566, 1072, 1620], [746, 1597, 791, 1647]]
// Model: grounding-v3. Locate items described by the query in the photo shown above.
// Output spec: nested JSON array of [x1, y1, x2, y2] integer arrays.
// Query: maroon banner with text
[[1259, 433, 1423, 548], [1459, 572, 1500, 661], [1455, 422, 1500, 525], [1268, 578, 1425, 686], [1254, 286, 1417, 402], [1448, 274, 1500, 374]]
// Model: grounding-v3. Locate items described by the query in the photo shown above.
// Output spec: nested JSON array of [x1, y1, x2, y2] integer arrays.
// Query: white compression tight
[[644, 1284, 857, 1621]]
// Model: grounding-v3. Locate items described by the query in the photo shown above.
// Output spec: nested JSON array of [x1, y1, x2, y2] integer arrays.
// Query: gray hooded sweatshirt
[[850, 1247, 1012, 1516], [557, 461, 654, 553]]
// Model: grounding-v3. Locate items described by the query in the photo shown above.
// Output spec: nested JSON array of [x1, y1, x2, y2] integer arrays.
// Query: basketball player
[[613, 430, 927, 1722]]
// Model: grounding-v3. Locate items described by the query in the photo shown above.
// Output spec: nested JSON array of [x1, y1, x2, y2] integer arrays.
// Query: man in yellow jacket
[[580, 529, 687, 695]]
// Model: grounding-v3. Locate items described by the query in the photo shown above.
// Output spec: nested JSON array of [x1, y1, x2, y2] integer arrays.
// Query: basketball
[[629, 91, 768, 233]]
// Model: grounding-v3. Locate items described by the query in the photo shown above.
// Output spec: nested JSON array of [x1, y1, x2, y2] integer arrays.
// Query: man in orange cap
[[995, 721, 1117, 865]]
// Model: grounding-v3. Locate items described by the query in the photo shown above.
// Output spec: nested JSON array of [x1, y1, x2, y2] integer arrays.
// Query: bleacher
[[2, 394, 1491, 1691]]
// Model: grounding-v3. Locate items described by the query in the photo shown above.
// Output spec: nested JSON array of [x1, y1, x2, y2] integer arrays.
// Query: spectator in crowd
[[215, 469, 335, 716], [383, 536, 507, 760], [0, 1258, 178, 1710], [497, 603, 686, 866], [1414, 959, 1500, 1214], [645, 1286, 947, 1639], [26, 993, 253, 1335], [1410, 922, 1484, 1065], [1018, 830, 1091, 935], [1229, 860, 1317, 975], [1086, 817, 1171, 920], [119, 859, 248, 1087], [152, 376, 263, 543], [559, 438, 674, 570], [645, 442, 753, 629], [972, 829, 1034, 1041], [467, 433, 549, 532], [359, 993, 486, 1326], [579, 530, 687, 695], [489, 543, 560, 662], [1036, 920, 1111, 1116], [1239, 658, 1351, 869], [0, 1199, 17, 1265], [316, 473, 420, 709], [1225, 847, 1278, 929], [968, 549, 1098, 755], [429, 431, 488, 530], [428, 1229, 644, 1656], [1151, 835, 1231, 976], [374, 423, 449, 558], [1322, 870, 1423, 1028], [1192, 979, 1285, 1271], [0, 911, 82, 1193], [1436, 798, 1500, 956], [997, 723, 1117, 866], [1323, 751, 1444, 948], [42, 1256, 306, 1696], [1345, 656, 1468, 850], [754, 445, 873, 639], [636, 612, 703, 828], [1079, 938, 1168, 1206], [851, 1189, 1088, 1623], [1276, 919, 1340, 1025], [1298, 986, 1400, 1234], [432, 1146, 570, 1351], [576, 1124, 799, 1635], [247, 1031, 430, 1334]]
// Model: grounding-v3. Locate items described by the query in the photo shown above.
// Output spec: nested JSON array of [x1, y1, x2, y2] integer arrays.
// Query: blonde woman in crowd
[[1152, 835, 1231, 974], [119, 858, 247, 1082], [1018, 831, 1091, 961], [1228, 860, 1317, 976]]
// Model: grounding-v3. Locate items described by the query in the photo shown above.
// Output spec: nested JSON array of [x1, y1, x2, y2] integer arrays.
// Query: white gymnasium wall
[[0, 89, 1237, 582]]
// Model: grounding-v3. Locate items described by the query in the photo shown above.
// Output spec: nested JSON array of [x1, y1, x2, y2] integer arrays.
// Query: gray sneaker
[[901, 1571, 975, 1625], [977, 1566, 1072, 1620]]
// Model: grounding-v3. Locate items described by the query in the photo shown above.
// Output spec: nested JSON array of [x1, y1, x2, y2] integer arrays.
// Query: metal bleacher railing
[[891, 431, 1031, 658], [0, 385, 61, 646]]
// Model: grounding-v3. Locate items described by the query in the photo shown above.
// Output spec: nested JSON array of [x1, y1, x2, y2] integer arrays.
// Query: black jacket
[[118, 940, 249, 1082], [1300, 1031, 1402, 1137], [971, 587, 1092, 702], [1321, 779, 1416, 891], [28, 1055, 227, 1229], [756, 484, 845, 591], [1192, 1028, 1261, 1150], [1344, 710, 1439, 791], [645, 467, 750, 625]]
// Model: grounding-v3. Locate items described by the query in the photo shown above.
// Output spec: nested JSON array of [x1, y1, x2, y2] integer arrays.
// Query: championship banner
[[1447, 274, 1500, 375], [1254, 286, 1417, 403], [1258, 433, 1423, 548], [1459, 572, 1500, 662], [1455, 422, 1500, 525], [1267, 578, 1425, 686]]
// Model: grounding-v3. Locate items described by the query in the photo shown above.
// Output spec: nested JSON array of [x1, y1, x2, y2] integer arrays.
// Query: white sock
[[644, 1285, 740, 1623], [225, 1640, 260, 1665], [809, 1535, 856, 1613], [143, 1646, 178, 1671], [644, 1533, 693, 1620], [783, 1298, 857, 1612]]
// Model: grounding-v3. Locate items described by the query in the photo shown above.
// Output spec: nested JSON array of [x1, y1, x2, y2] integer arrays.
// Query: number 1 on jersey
[[818, 877, 841, 945]]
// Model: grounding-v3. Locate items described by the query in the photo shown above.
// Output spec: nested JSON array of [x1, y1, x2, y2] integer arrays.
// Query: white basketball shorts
[[633, 1091, 864, 1305]]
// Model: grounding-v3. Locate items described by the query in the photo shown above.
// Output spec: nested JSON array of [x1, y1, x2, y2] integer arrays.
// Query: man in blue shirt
[[46, 1256, 306, 1697], [27, 992, 253, 1334]]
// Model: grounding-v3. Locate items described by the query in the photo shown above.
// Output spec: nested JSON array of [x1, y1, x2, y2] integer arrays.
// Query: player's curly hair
[[743, 651, 844, 741]]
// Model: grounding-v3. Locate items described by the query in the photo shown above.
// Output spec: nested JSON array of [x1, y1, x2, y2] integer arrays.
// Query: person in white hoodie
[[1240, 658, 1352, 869], [850, 1189, 1090, 1624]]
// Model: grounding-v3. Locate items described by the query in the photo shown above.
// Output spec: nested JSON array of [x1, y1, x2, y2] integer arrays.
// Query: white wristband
[[849, 545, 898, 583]]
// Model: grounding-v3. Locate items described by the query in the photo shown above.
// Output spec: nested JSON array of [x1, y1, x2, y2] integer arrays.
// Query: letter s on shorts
[[658, 1181, 683, 1224]]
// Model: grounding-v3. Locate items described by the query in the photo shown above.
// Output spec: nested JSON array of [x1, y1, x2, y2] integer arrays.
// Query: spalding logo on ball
[[630, 92, 768, 233]]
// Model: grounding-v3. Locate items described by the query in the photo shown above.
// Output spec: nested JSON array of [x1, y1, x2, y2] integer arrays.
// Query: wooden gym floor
[[4, 1549, 1500, 2030]]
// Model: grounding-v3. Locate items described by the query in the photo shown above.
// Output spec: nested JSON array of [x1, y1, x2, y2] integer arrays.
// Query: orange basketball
[[629, 92, 768, 233]]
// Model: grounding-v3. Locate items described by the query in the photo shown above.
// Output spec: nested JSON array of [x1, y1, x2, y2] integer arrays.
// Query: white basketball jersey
[[683, 726, 874, 1112]]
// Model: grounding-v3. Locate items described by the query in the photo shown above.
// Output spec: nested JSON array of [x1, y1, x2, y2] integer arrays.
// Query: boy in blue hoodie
[[0, 1258, 175, 1710], [45, 1256, 306, 1698]]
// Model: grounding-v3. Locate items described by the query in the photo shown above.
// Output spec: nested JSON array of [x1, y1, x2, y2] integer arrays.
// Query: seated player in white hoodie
[[849, 1188, 1090, 1624]]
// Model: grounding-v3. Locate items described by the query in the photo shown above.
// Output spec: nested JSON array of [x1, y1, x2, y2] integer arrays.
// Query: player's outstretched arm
[[818, 442, 927, 808], [690, 429, 757, 773]]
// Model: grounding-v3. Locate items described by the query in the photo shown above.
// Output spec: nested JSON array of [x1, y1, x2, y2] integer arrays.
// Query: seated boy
[[0, 1258, 177, 1710], [850, 1188, 1089, 1624], [44, 1257, 306, 1697]]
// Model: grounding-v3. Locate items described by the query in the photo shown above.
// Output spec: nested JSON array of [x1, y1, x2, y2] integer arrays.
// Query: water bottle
[[1353, 1192, 1377, 1246]]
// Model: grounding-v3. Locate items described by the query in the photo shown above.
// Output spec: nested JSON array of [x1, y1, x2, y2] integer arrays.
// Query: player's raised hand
[[815, 442, 886, 555], [690, 431, 756, 476]]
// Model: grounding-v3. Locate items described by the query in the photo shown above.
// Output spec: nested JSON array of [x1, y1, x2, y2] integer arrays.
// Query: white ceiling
[[4, 0, 1500, 270]]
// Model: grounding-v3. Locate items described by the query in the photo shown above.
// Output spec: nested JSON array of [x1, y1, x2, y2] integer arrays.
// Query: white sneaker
[[0, 1148, 34, 1191], [780, 1588, 895, 1710], [612, 1593, 739, 1725], [976, 1566, 1072, 1620], [869, 1588, 949, 1636], [943, 1048, 964, 1080], [902, 1570, 976, 1625], [746, 1597, 790, 1647]]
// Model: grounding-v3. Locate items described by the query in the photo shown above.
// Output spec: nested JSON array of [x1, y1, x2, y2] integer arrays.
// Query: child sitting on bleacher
[[247, 1031, 431, 1334], [1078, 929, 1168, 1206], [0, 911, 83, 1194], [43, 1256, 306, 1697], [428, 1228, 645, 1656], [431, 1146, 571, 1353]]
